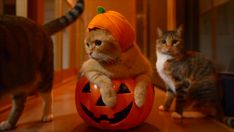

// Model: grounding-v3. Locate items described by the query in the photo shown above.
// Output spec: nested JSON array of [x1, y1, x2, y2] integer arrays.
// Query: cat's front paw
[[135, 97, 145, 107], [103, 96, 116, 107], [0, 121, 13, 131], [101, 89, 117, 107], [41, 114, 53, 122], [134, 87, 146, 107], [171, 112, 182, 119]]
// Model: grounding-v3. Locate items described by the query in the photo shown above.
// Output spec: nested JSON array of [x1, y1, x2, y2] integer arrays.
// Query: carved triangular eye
[[82, 83, 91, 93], [96, 96, 105, 106], [117, 83, 130, 94]]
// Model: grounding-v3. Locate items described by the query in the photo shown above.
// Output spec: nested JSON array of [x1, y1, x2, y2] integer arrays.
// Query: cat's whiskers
[[91, 52, 117, 64]]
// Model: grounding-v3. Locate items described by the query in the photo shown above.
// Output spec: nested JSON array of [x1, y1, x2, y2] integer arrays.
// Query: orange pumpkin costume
[[88, 7, 135, 52]]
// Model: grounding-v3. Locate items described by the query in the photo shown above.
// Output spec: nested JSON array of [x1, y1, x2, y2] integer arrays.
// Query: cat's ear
[[176, 25, 183, 37], [157, 27, 163, 37]]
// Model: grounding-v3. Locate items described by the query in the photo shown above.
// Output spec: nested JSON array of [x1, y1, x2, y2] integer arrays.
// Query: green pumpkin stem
[[97, 6, 106, 14]]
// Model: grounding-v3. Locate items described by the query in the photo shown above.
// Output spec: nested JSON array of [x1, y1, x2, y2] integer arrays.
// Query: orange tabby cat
[[81, 29, 153, 107]]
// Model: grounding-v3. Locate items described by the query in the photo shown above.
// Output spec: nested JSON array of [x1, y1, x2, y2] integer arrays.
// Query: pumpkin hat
[[88, 7, 135, 52]]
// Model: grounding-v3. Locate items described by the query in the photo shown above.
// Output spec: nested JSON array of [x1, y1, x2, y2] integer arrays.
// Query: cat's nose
[[166, 47, 172, 51]]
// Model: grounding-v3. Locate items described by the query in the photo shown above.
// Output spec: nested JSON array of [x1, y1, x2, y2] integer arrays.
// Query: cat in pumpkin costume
[[81, 7, 153, 107], [0, 0, 84, 130]]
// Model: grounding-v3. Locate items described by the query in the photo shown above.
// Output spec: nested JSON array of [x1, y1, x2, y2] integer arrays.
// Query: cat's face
[[85, 29, 121, 63], [156, 26, 184, 57]]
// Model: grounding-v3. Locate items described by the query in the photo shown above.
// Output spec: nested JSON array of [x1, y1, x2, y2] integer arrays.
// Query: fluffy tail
[[223, 117, 234, 128], [44, 0, 84, 35]]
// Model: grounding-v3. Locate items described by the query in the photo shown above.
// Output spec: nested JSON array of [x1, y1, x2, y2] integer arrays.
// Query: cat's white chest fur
[[156, 51, 176, 93]]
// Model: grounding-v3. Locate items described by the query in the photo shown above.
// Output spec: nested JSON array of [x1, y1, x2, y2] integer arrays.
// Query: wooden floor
[[0, 76, 233, 132]]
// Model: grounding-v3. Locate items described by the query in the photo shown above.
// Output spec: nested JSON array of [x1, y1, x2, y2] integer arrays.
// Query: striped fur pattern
[[155, 26, 234, 128], [0, 0, 84, 130], [44, 0, 84, 35]]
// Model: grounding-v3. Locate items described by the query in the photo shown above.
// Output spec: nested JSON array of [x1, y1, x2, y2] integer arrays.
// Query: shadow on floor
[[71, 122, 160, 132]]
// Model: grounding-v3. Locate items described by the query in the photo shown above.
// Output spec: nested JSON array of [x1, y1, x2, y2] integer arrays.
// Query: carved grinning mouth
[[81, 102, 133, 124]]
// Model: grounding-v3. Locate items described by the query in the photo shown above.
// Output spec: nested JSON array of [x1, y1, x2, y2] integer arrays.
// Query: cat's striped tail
[[223, 117, 234, 128], [44, 0, 84, 35]]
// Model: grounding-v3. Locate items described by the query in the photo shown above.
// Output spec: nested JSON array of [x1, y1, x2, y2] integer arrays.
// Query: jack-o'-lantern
[[75, 76, 154, 130]]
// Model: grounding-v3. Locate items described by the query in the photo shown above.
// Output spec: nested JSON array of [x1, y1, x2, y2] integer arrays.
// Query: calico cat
[[155, 26, 234, 128], [0, 0, 84, 130], [81, 29, 153, 107]]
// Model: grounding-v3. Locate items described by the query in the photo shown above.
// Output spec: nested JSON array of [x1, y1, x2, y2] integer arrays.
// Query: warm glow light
[[67, 0, 76, 6], [94, 84, 98, 90], [167, 0, 176, 30]]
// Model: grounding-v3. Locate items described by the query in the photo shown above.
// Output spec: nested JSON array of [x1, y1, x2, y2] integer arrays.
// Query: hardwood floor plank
[[1, 76, 233, 132]]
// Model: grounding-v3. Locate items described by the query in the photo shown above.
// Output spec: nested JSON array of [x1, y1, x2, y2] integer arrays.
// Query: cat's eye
[[86, 43, 90, 47], [161, 39, 166, 44], [95, 40, 102, 46], [172, 40, 178, 45]]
